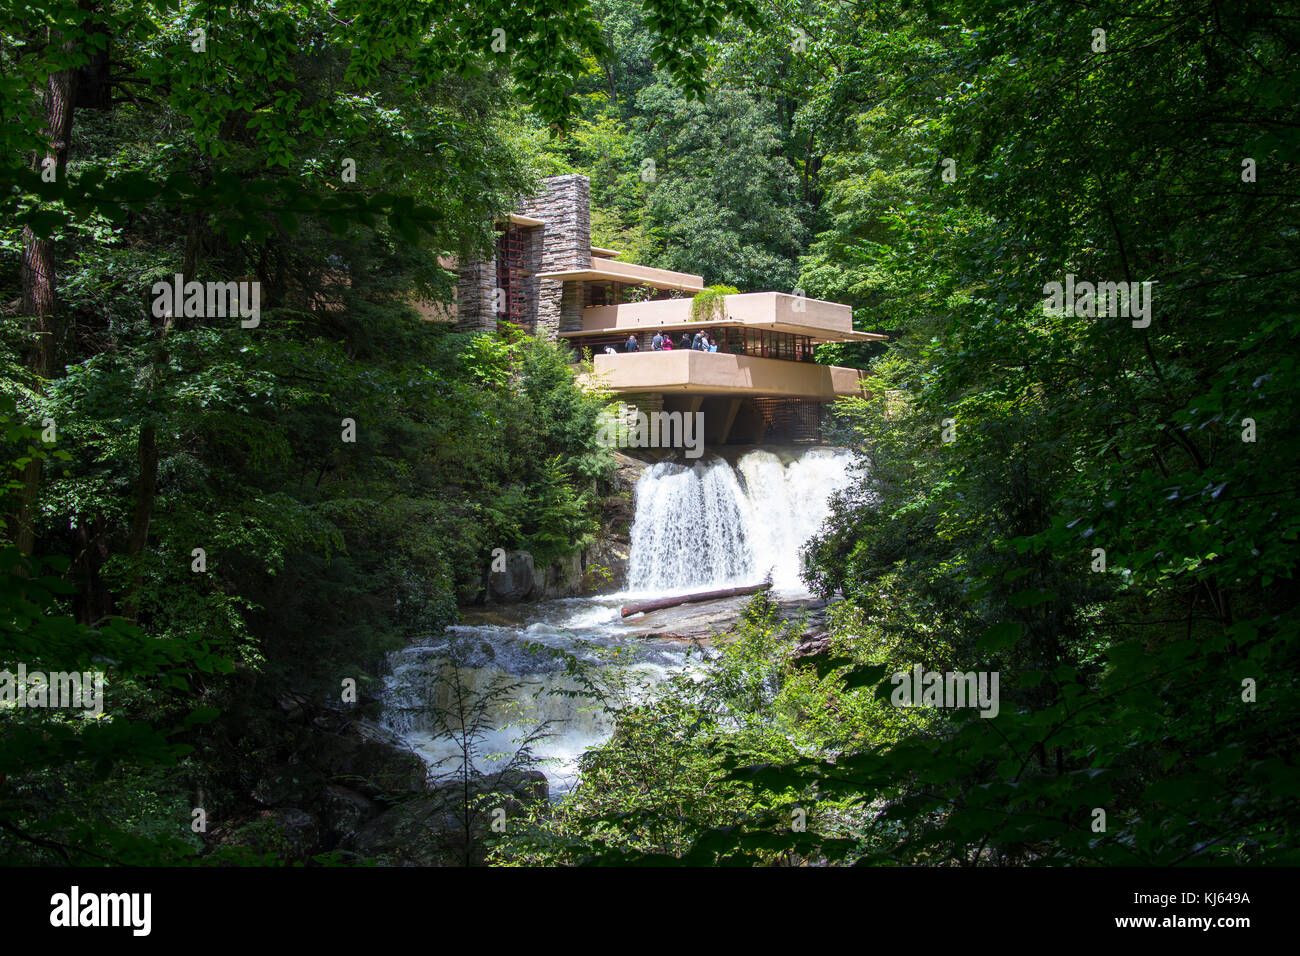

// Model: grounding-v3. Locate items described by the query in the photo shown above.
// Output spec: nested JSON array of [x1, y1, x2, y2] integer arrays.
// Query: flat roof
[[535, 266, 705, 293], [591, 245, 622, 258]]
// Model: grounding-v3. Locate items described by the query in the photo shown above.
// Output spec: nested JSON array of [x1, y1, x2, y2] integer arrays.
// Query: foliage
[[689, 284, 739, 323], [416, 634, 554, 866], [489, 596, 919, 864], [0, 0, 696, 864], [0, 399, 227, 864], [658, 0, 1300, 866], [4, 0, 1296, 868]]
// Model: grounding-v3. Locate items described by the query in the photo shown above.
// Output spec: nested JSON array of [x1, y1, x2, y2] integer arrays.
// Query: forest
[[2, 0, 1297, 874]]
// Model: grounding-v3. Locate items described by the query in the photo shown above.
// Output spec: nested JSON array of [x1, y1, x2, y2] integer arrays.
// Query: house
[[451, 174, 886, 443]]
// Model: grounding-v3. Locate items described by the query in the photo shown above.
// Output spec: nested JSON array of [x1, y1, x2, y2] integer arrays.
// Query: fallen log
[[621, 580, 772, 618]]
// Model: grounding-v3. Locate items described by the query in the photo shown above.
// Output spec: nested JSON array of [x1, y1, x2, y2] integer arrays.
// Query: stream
[[380, 446, 855, 794]]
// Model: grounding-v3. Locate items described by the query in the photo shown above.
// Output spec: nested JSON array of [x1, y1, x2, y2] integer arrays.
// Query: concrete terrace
[[449, 174, 887, 442]]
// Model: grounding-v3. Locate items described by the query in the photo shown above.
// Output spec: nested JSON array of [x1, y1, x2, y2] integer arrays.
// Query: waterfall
[[381, 445, 856, 795], [627, 447, 855, 595], [623, 458, 757, 592]]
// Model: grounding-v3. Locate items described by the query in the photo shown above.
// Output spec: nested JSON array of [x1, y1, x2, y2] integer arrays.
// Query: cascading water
[[623, 458, 757, 592], [628, 447, 855, 595], [381, 611, 684, 793], [380, 446, 856, 794]]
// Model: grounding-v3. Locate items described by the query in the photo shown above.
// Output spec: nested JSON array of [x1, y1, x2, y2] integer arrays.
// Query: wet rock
[[611, 451, 650, 488], [488, 550, 536, 603], [582, 452, 645, 592], [534, 551, 584, 599], [583, 537, 628, 594]]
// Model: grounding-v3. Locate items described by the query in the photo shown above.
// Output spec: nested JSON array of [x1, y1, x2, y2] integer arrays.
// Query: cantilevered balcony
[[536, 258, 704, 293], [585, 349, 866, 401], [562, 292, 885, 344]]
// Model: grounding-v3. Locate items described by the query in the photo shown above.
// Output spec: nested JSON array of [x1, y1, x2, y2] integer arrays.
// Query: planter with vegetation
[[690, 284, 739, 323]]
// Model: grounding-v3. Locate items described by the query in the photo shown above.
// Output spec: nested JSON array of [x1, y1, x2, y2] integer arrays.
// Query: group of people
[[612, 329, 719, 353]]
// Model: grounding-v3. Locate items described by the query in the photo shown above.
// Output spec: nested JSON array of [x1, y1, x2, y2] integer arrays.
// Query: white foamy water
[[381, 609, 690, 794], [628, 447, 855, 596], [382, 447, 856, 796]]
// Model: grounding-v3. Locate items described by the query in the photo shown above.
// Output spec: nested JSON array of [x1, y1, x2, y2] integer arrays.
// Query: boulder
[[314, 718, 430, 800], [250, 766, 325, 808], [349, 769, 548, 865], [488, 550, 535, 603], [427, 768, 550, 806], [273, 808, 319, 860], [349, 794, 467, 866], [582, 536, 628, 594], [320, 784, 378, 842], [791, 631, 834, 663], [534, 551, 584, 599], [492, 768, 550, 805]]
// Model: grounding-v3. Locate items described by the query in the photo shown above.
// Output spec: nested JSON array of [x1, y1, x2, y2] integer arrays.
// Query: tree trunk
[[621, 580, 772, 618], [14, 18, 81, 556], [122, 214, 199, 621]]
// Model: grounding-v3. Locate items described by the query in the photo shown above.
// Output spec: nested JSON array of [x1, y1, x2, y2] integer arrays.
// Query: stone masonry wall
[[455, 259, 497, 333], [517, 174, 591, 339], [454, 174, 591, 339]]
